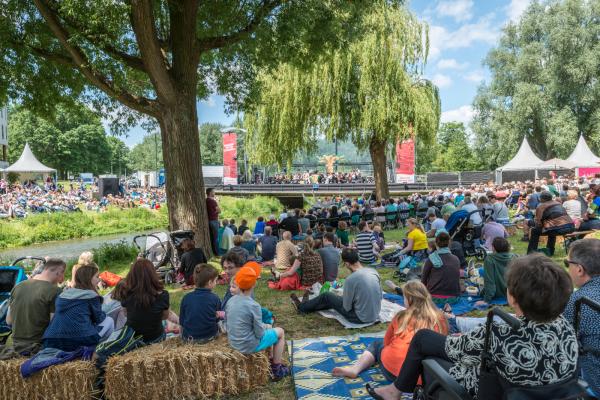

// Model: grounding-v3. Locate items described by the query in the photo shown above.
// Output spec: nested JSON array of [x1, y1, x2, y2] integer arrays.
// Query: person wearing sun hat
[[225, 266, 289, 380]]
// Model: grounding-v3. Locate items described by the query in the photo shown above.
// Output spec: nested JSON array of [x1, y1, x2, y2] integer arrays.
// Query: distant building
[[0, 106, 7, 169]]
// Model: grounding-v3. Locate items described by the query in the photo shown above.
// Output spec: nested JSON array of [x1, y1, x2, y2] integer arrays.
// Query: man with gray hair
[[1, 258, 66, 359], [563, 239, 600, 396]]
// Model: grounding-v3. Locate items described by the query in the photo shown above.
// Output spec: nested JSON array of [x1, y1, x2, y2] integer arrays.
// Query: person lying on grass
[[42, 263, 114, 351], [180, 264, 222, 343], [332, 281, 447, 381], [225, 266, 289, 381], [290, 248, 381, 325]]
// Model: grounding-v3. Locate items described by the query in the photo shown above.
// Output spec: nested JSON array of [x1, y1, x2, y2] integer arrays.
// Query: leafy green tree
[[244, 3, 440, 199], [0, 0, 384, 255], [198, 123, 223, 165], [129, 132, 163, 172], [106, 136, 131, 176], [472, 0, 600, 169], [8, 104, 116, 177], [433, 122, 481, 171]]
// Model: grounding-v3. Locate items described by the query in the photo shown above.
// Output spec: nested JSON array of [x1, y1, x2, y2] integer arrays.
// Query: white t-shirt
[[562, 200, 582, 219], [431, 218, 446, 231], [461, 203, 482, 225]]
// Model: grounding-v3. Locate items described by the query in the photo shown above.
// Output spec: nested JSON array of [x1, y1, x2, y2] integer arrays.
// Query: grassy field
[[83, 225, 572, 400], [0, 196, 283, 249]]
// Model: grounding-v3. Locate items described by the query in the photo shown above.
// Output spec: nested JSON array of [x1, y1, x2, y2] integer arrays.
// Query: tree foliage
[[8, 104, 129, 177], [472, 0, 600, 169], [244, 2, 440, 197]]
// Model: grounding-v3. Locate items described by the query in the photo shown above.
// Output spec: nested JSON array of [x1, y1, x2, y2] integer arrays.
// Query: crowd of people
[[0, 178, 166, 218], [265, 169, 371, 185]]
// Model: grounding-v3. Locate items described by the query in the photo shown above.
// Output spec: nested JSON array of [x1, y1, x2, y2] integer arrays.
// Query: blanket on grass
[[20, 346, 94, 378], [290, 333, 413, 400], [383, 293, 507, 315], [317, 299, 404, 329]]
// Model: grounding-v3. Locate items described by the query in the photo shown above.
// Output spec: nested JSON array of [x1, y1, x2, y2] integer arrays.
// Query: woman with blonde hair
[[332, 280, 447, 380], [398, 218, 428, 260]]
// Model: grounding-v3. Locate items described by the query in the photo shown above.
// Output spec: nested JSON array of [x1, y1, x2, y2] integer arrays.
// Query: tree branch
[[197, 0, 282, 52], [43, 0, 147, 72], [130, 0, 176, 102], [33, 0, 158, 117]]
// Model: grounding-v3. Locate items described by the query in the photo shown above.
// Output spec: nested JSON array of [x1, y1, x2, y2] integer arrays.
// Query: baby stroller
[[0, 256, 44, 344], [416, 303, 597, 400], [133, 230, 194, 284], [446, 209, 487, 261]]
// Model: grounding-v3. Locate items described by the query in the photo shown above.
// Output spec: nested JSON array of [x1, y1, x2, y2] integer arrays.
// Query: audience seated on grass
[[275, 231, 298, 270], [290, 248, 381, 325], [220, 251, 246, 308], [270, 236, 323, 291], [426, 210, 446, 238], [218, 219, 234, 255], [229, 219, 238, 235], [421, 232, 461, 305], [480, 217, 508, 251], [67, 251, 94, 288], [179, 238, 207, 286], [225, 266, 289, 381], [563, 239, 600, 397], [368, 254, 578, 400], [398, 218, 428, 260], [113, 259, 170, 344], [238, 219, 250, 236], [526, 191, 574, 256], [372, 224, 385, 252], [318, 232, 341, 282], [230, 235, 250, 264], [355, 221, 380, 265], [241, 230, 257, 260], [337, 221, 350, 247], [254, 216, 266, 235], [258, 226, 278, 262], [42, 263, 114, 351], [332, 281, 447, 382], [280, 210, 301, 239], [180, 264, 222, 343], [474, 237, 515, 308], [0, 258, 65, 360]]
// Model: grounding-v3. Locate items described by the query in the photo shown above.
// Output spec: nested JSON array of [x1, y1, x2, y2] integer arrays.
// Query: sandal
[[365, 383, 384, 400]]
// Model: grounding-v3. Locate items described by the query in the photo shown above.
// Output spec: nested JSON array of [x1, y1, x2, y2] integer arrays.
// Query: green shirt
[[9, 279, 61, 344], [482, 253, 515, 303]]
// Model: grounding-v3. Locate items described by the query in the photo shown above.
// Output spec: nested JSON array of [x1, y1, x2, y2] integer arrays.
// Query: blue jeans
[[209, 220, 220, 255]]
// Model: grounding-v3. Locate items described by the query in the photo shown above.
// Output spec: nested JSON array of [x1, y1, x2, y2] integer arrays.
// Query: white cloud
[[441, 105, 475, 126], [506, 0, 532, 23], [428, 15, 500, 60], [432, 73, 453, 88], [435, 0, 474, 22], [464, 70, 485, 83], [201, 95, 216, 108], [437, 58, 469, 70]]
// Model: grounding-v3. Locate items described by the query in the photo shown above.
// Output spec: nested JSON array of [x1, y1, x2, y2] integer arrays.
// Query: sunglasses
[[563, 259, 580, 268]]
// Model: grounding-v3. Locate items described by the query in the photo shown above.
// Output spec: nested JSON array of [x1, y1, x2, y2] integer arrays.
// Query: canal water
[[0, 229, 163, 262]]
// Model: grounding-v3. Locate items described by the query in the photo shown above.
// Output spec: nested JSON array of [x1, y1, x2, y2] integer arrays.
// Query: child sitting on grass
[[180, 264, 222, 343], [42, 263, 114, 351], [337, 221, 350, 247], [225, 266, 289, 380]]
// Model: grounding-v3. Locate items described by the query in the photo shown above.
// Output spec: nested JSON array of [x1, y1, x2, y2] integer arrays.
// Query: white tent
[[539, 158, 576, 170], [497, 137, 544, 171], [3, 143, 56, 173], [566, 135, 600, 167]]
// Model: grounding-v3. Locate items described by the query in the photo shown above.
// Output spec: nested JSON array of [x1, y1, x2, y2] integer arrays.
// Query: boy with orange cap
[[225, 266, 289, 380]]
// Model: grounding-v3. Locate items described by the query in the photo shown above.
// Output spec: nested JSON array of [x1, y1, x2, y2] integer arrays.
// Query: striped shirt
[[356, 231, 377, 264]]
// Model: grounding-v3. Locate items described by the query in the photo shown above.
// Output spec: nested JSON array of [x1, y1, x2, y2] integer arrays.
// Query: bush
[[93, 240, 138, 266]]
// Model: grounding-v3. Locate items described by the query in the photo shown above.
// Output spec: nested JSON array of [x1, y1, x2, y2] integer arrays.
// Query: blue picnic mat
[[383, 293, 507, 315], [290, 333, 413, 399]]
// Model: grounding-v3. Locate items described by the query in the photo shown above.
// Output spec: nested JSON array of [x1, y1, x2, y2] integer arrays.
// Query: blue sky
[[120, 0, 532, 147]]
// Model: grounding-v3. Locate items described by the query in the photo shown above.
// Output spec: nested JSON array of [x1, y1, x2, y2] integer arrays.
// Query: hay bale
[[104, 337, 270, 400], [0, 358, 98, 400]]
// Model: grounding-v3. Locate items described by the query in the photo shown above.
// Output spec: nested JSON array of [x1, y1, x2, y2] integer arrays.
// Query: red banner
[[395, 138, 415, 183], [222, 132, 237, 185], [577, 167, 600, 178]]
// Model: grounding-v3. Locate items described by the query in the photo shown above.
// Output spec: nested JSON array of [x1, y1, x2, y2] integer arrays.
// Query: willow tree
[[244, 2, 441, 199], [0, 1, 378, 255]]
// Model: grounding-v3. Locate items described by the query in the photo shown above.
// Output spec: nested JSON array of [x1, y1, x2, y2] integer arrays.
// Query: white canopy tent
[[539, 158, 576, 170], [566, 135, 600, 167], [3, 143, 56, 174], [496, 137, 544, 171]]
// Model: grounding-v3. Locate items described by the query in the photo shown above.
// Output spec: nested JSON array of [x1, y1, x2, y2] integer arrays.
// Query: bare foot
[[373, 384, 403, 400], [332, 367, 358, 378]]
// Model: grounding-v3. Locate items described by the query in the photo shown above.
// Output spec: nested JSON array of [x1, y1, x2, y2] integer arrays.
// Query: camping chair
[[416, 307, 592, 400]]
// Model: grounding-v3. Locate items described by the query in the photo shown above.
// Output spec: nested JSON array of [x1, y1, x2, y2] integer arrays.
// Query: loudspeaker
[[99, 177, 120, 197]]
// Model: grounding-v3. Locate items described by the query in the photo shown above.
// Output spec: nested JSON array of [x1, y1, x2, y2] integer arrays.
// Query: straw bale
[[0, 357, 98, 400], [104, 337, 270, 400]]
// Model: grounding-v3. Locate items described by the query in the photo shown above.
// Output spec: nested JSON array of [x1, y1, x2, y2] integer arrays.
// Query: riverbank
[[0, 195, 283, 249]]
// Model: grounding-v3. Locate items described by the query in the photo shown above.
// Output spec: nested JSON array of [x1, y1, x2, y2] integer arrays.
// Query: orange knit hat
[[243, 261, 262, 279], [234, 266, 258, 290]]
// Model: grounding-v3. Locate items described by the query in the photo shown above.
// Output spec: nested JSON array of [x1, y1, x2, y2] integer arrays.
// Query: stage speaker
[[99, 177, 120, 197]]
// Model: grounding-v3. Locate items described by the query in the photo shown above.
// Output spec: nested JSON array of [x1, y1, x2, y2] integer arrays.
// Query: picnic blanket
[[317, 298, 404, 329], [383, 293, 507, 315], [290, 333, 413, 400]]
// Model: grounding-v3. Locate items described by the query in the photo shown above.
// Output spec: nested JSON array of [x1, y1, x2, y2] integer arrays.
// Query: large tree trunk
[[159, 95, 212, 257], [369, 138, 390, 200]]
